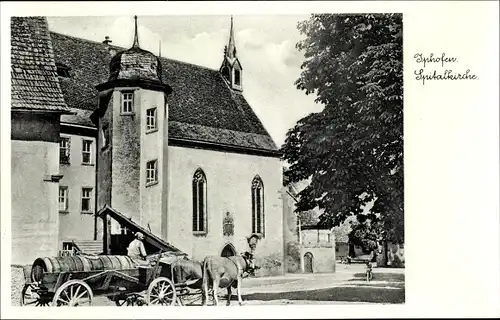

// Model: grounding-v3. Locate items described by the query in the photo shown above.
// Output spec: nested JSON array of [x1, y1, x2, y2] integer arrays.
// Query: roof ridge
[[159, 55, 218, 73], [49, 30, 122, 51], [49, 30, 219, 73]]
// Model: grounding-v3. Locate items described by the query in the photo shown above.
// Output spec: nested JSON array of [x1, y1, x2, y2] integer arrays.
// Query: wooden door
[[304, 252, 313, 273]]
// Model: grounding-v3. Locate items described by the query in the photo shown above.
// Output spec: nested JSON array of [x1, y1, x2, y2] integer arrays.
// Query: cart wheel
[[52, 280, 93, 306], [21, 284, 51, 306], [146, 277, 176, 306]]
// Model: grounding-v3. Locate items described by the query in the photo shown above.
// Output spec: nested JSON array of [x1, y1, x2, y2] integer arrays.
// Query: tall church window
[[192, 168, 207, 234], [251, 175, 264, 236], [60, 137, 70, 164], [121, 91, 134, 114]]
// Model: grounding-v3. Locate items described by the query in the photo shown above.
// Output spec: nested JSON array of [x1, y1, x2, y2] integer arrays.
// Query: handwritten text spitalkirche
[[414, 53, 478, 85]]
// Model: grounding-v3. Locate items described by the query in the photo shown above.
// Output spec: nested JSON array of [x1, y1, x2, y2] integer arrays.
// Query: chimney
[[103, 36, 112, 45], [103, 36, 116, 57]]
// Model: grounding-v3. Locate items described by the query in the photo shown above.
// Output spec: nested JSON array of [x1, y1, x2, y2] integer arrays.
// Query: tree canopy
[[281, 14, 403, 243]]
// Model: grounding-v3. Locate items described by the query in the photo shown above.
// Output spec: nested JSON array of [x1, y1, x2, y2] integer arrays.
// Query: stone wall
[[11, 112, 61, 265], [167, 146, 284, 276], [300, 246, 336, 273], [282, 187, 301, 273], [111, 89, 141, 218], [138, 89, 167, 238]]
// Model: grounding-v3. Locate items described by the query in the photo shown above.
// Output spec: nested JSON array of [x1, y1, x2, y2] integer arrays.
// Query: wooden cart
[[20, 252, 183, 306]]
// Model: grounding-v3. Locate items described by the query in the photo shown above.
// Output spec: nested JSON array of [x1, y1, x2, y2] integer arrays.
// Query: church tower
[[92, 16, 172, 253], [220, 16, 243, 91]]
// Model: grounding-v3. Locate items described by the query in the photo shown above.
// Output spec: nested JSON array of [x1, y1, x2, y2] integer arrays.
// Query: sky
[[46, 15, 324, 147]]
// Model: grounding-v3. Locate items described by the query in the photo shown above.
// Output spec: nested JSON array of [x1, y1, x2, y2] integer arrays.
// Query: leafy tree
[[349, 220, 380, 253], [281, 14, 403, 243]]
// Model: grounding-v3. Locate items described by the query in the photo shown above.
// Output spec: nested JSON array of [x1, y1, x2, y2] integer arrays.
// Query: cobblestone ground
[[11, 267, 24, 307], [12, 263, 404, 306]]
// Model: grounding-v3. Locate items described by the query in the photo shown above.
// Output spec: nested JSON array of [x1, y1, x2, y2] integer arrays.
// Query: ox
[[172, 258, 204, 288], [201, 252, 257, 306]]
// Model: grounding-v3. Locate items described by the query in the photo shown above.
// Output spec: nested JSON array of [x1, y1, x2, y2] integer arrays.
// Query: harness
[[225, 255, 250, 287]]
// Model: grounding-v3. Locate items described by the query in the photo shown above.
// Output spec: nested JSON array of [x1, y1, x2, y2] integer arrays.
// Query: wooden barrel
[[31, 255, 136, 282]]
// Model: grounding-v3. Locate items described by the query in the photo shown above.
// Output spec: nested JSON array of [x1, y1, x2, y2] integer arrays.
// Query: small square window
[[56, 63, 71, 78], [82, 140, 92, 164], [62, 242, 74, 251], [146, 108, 157, 131], [121, 92, 134, 114], [60, 137, 70, 164], [146, 160, 158, 185], [81, 188, 93, 213]]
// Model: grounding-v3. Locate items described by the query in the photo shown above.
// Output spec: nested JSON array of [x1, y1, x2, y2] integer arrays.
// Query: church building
[[11, 16, 285, 276]]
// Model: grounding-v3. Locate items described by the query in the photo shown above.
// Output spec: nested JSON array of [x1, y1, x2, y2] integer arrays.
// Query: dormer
[[220, 16, 243, 91]]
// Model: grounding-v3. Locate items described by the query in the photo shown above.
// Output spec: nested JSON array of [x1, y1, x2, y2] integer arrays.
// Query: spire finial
[[227, 15, 236, 59], [132, 15, 140, 48]]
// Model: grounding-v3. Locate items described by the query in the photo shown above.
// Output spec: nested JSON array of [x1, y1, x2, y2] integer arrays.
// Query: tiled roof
[[11, 17, 69, 112], [61, 108, 94, 127], [49, 31, 278, 152]]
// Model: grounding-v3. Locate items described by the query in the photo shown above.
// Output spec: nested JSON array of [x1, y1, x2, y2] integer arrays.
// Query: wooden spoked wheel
[[146, 277, 176, 306], [20, 284, 51, 306], [52, 280, 93, 306]]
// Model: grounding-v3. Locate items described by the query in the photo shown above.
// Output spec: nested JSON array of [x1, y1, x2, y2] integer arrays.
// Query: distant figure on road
[[365, 261, 373, 282], [127, 232, 148, 264]]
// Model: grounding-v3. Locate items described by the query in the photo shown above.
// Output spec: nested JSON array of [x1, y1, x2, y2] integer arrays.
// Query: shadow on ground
[[239, 286, 405, 304], [349, 272, 405, 283]]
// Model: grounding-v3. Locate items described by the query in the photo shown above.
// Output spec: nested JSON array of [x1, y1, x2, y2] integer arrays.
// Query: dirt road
[[12, 263, 405, 306]]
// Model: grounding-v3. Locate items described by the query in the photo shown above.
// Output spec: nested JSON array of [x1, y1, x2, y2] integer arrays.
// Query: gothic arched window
[[251, 175, 264, 236], [192, 168, 207, 234]]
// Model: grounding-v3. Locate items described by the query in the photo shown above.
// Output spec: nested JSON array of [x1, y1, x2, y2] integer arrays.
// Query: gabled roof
[[49, 31, 279, 154], [11, 17, 70, 113]]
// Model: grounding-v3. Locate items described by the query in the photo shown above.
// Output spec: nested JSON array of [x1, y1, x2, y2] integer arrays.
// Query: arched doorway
[[304, 252, 313, 273], [221, 243, 236, 258]]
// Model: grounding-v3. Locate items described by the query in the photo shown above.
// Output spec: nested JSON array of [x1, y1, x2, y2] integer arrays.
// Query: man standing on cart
[[127, 232, 149, 265]]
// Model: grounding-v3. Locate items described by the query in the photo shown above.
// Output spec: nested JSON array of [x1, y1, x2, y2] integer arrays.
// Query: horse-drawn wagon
[[20, 205, 255, 307], [19, 205, 204, 307], [21, 253, 181, 306]]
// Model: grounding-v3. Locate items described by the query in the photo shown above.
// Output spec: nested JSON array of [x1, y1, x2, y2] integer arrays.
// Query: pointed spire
[[227, 15, 236, 60], [132, 15, 140, 48]]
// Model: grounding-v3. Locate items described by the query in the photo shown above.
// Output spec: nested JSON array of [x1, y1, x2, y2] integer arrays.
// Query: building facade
[[58, 117, 97, 247], [282, 183, 336, 274], [11, 16, 285, 276], [11, 17, 72, 264]]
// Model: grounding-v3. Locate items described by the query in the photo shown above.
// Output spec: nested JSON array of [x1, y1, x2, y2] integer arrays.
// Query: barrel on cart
[[20, 252, 183, 306], [20, 205, 194, 307]]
